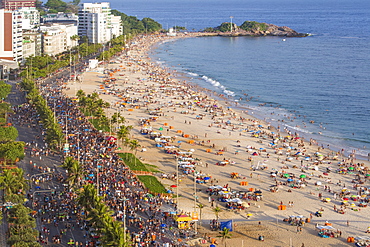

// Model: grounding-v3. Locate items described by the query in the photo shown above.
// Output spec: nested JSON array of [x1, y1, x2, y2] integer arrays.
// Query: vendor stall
[[175, 215, 193, 229]]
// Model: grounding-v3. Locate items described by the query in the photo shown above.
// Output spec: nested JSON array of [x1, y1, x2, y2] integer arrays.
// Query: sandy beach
[[64, 33, 370, 246]]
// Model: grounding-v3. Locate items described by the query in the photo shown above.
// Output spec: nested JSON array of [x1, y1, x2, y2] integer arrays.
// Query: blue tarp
[[220, 220, 233, 231]]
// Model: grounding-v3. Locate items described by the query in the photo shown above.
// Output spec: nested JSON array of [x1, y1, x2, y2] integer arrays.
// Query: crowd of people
[[9, 40, 193, 246]]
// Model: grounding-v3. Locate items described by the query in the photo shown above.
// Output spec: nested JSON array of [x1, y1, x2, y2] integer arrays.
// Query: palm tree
[[212, 206, 222, 221], [70, 35, 80, 61], [129, 139, 140, 166], [67, 159, 84, 188], [117, 125, 133, 147], [76, 89, 85, 100], [197, 203, 205, 226], [217, 227, 232, 244], [100, 220, 132, 247], [0, 168, 29, 203], [77, 184, 101, 211]]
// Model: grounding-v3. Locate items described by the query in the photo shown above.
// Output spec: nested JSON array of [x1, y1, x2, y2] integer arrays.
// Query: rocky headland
[[203, 21, 308, 37]]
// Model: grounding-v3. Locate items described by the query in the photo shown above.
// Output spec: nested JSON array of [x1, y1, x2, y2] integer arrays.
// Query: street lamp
[[119, 197, 129, 244]]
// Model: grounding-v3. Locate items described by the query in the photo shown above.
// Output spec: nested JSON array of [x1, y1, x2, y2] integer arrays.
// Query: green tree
[[0, 141, 25, 162], [0, 168, 29, 203], [197, 203, 205, 226], [0, 80, 12, 100], [212, 206, 222, 221], [7, 204, 41, 247], [117, 125, 133, 146], [0, 126, 19, 142], [60, 156, 84, 188], [217, 227, 232, 243], [0, 102, 12, 122], [129, 139, 140, 166], [240, 21, 268, 32]]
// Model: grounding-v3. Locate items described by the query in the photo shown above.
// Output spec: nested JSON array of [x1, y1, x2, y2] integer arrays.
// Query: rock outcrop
[[208, 22, 308, 37]]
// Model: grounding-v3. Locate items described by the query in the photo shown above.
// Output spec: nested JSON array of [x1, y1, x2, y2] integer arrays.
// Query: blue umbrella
[[161, 224, 167, 227], [287, 178, 293, 182], [204, 177, 211, 180], [210, 245, 216, 247]]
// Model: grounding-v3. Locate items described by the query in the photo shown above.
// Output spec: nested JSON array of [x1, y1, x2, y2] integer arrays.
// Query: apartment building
[[40, 23, 78, 56], [18, 7, 40, 30], [78, 2, 121, 44], [22, 30, 41, 58], [0, 9, 23, 63], [0, 0, 36, 11]]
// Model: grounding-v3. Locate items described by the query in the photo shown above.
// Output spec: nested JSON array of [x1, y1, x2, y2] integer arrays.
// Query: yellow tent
[[175, 215, 192, 229]]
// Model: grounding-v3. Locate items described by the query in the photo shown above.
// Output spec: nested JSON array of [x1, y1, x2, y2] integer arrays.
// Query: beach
[[64, 33, 370, 246]]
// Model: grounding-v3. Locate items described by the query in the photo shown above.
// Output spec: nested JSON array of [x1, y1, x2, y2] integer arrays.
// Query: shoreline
[[147, 34, 369, 161], [64, 33, 370, 246]]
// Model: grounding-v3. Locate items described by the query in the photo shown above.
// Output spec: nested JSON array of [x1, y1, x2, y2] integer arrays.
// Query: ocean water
[[103, 0, 370, 158]]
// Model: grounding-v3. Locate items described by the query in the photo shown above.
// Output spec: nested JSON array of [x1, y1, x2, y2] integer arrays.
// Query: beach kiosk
[[175, 215, 192, 229]]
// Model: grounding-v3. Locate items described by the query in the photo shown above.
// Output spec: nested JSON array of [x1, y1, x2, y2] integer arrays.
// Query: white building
[[22, 31, 42, 59], [78, 2, 114, 44], [19, 7, 40, 30], [40, 23, 78, 56], [110, 15, 122, 39], [0, 9, 23, 63]]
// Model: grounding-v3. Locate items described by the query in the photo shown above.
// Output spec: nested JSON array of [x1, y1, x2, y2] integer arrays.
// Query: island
[[203, 21, 309, 37]]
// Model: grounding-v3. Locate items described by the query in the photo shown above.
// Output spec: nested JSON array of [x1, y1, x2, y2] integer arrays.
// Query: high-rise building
[[0, 9, 23, 63], [111, 15, 122, 39], [78, 2, 113, 44], [0, 0, 36, 11], [18, 7, 40, 30]]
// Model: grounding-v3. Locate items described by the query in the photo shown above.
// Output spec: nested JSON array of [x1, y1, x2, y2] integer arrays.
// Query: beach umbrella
[[300, 174, 307, 178], [204, 177, 211, 180], [283, 174, 290, 178], [170, 185, 177, 188], [350, 203, 356, 207], [247, 213, 253, 217], [161, 224, 167, 227], [325, 198, 331, 202], [287, 178, 293, 182], [348, 167, 355, 170]]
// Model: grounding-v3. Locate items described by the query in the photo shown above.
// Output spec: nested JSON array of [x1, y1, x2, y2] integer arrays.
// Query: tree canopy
[[0, 126, 18, 142], [0, 81, 11, 100]]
